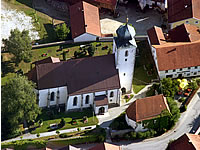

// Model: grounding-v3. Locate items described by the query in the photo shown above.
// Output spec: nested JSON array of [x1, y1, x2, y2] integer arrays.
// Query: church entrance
[[99, 107, 105, 114], [121, 87, 126, 95]]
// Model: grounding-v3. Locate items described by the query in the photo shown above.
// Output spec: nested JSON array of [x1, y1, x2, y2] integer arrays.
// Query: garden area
[[28, 108, 98, 134], [132, 40, 157, 94], [1, 41, 112, 85]]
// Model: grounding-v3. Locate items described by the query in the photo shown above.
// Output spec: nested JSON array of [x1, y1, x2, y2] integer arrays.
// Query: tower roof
[[114, 24, 136, 49]]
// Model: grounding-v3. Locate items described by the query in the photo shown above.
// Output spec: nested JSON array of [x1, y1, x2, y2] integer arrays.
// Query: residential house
[[147, 24, 200, 79], [28, 24, 137, 115], [168, 0, 200, 29], [167, 133, 200, 150], [89, 142, 121, 150], [125, 94, 170, 132], [138, 0, 167, 11], [69, 1, 101, 43]]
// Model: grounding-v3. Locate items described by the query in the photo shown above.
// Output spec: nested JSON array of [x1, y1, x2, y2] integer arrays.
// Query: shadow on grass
[[1, 60, 15, 77]]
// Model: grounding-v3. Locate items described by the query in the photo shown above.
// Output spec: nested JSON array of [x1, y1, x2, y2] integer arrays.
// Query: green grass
[[124, 94, 134, 103], [132, 41, 157, 94], [1, 139, 47, 150], [1, 42, 112, 85], [31, 108, 98, 134]]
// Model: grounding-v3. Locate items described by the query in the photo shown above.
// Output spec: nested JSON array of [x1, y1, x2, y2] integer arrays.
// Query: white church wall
[[95, 105, 108, 115], [74, 33, 97, 43], [95, 91, 106, 96], [107, 89, 119, 104], [125, 114, 137, 129], [67, 95, 82, 110], [82, 93, 94, 108], [38, 86, 67, 108]]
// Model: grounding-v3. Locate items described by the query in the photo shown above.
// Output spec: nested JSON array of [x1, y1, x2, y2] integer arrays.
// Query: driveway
[[100, 2, 163, 35]]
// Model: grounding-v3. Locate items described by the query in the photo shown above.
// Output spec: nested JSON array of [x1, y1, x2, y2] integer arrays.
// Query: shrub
[[77, 127, 81, 132], [130, 132, 137, 139], [59, 133, 68, 138], [63, 51, 66, 61], [56, 130, 60, 135], [59, 118, 65, 128], [124, 133, 130, 140], [137, 132, 144, 139], [124, 95, 129, 99], [178, 97, 185, 103], [180, 105, 187, 112], [87, 45, 95, 56], [36, 133, 40, 138], [55, 23, 70, 40]]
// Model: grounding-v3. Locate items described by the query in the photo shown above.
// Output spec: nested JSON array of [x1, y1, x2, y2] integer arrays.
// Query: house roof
[[69, 1, 101, 39], [168, 24, 200, 42], [168, 133, 200, 150], [33, 57, 60, 65], [154, 40, 200, 71], [28, 54, 120, 96], [89, 142, 121, 150], [126, 94, 169, 122], [168, 0, 200, 23], [94, 95, 108, 106], [147, 26, 166, 45]]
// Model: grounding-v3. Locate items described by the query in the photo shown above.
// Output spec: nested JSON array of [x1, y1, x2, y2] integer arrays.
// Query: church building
[[28, 24, 137, 115]]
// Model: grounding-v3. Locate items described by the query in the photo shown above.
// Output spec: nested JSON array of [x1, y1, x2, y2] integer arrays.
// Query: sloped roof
[[28, 54, 120, 96], [154, 41, 200, 71], [168, 0, 200, 23], [126, 95, 169, 122], [94, 95, 108, 106], [89, 142, 121, 150], [168, 133, 200, 150], [147, 26, 166, 45], [69, 1, 101, 39], [168, 24, 200, 42], [33, 57, 60, 65]]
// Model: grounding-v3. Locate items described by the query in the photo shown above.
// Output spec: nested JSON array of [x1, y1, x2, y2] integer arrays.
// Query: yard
[[30, 108, 98, 134], [132, 41, 158, 93], [1, 41, 112, 85]]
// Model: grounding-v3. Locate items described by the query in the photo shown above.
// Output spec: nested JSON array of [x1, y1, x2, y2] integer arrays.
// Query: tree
[[3, 29, 32, 66], [55, 23, 70, 40], [161, 78, 179, 97], [1, 74, 41, 140], [87, 45, 95, 56]]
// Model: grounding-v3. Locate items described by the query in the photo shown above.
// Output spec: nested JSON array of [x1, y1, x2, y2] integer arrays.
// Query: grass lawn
[[3, 0, 57, 43], [31, 108, 98, 134], [1, 41, 112, 85], [133, 41, 158, 94]]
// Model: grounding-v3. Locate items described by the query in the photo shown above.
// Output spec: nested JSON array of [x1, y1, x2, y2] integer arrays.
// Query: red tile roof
[[69, 1, 101, 39], [126, 95, 169, 122], [147, 26, 166, 45], [89, 142, 121, 150], [94, 95, 108, 106], [168, 24, 200, 42], [28, 54, 120, 96], [154, 40, 200, 71], [168, 0, 200, 23], [168, 133, 200, 150]]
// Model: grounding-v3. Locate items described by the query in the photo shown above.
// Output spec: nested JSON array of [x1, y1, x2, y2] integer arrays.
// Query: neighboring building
[[168, 0, 200, 29], [125, 94, 170, 132], [89, 142, 121, 150], [28, 24, 137, 114], [167, 133, 200, 150], [65, 0, 118, 12], [147, 24, 200, 79], [32, 57, 60, 65], [69, 1, 101, 43], [138, 0, 167, 11]]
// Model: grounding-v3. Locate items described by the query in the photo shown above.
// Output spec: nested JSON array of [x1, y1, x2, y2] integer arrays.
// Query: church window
[[50, 92, 55, 101], [73, 97, 78, 106], [85, 95, 89, 104], [110, 91, 114, 97], [125, 50, 128, 57]]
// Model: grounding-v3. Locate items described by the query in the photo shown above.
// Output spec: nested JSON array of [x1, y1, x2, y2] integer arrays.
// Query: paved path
[[98, 84, 153, 128], [120, 89, 200, 150], [3, 125, 96, 143]]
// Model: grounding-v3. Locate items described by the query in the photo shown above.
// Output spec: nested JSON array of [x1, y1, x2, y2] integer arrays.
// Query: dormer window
[[50, 92, 55, 101], [125, 50, 128, 57]]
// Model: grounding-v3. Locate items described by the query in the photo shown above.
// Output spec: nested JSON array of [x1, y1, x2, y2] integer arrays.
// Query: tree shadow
[[1, 60, 15, 77]]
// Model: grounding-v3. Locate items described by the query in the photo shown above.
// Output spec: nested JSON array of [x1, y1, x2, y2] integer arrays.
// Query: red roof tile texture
[[94, 95, 108, 106], [33, 57, 60, 65], [168, 0, 200, 23], [126, 95, 169, 122], [69, 1, 101, 39], [28, 54, 120, 96], [147, 26, 166, 45], [168, 133, 200, 150], [89, 142, 121, 150], [154, 41, 200, 71]]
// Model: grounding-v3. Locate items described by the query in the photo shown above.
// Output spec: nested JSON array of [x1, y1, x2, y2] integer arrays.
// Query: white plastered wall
[[74, 33, 97, 43]]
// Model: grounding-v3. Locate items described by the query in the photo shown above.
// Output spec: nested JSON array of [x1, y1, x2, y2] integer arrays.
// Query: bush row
[[121, 130, 157, 140]]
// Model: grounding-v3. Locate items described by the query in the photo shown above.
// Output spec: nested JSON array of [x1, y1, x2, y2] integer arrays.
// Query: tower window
[[50, 92, 55, 101], [125, 59, 127, 61], [125, 50, 128, 57], [124, 73, 126, 76], [110, 91, 114, 97], [85, 95, 89, 104], [73, 97, 78, 106]]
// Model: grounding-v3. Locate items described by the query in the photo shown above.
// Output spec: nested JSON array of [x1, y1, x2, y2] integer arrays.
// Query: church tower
[[113, 24, 137, 93]]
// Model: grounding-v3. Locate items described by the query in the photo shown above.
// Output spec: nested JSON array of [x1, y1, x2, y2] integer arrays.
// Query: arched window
[[50, 92, 55, 101], [73, 97, 77, 106], [85, 95, 89, 104], [125, 50, 128, 57], [110, 91, 114, 97]]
